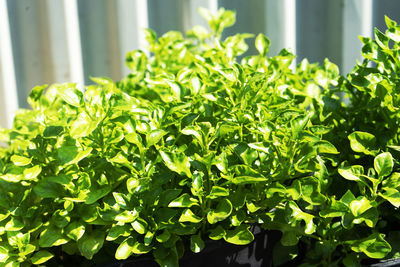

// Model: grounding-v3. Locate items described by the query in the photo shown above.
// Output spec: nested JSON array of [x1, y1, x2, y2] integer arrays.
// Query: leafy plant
[[1, 7, 400, 267]]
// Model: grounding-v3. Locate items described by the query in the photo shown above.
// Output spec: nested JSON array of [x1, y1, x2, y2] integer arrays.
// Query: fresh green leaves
[[77, 231, 105, 260], [374, 152, 393, 178], [347, 233, 391, 259], [2, 7, 400, 267], [39, 226, 69, 247], [348, 131, 378, 156], [255, 33, 270, 56], [115, 237, 135, 260], [58, 84, 83, 107], [160, 150, 192, 178], [30, 250, 54, 265], [207, 199, 233, 224], [224, 226, 254, 245]]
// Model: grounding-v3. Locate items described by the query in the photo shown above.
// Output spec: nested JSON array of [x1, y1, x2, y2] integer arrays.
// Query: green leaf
[[231, 165, 267, 184], [341, 190, 356, 206], [51, 209, 71, 228], [224, 225, 254, 245], [353, 207, 378, 228], [59, 84, 83, 107], [160, 150, 192, 178], [156, 230, 171, 243], [207, 198, 232, 224], [43, 126, 63, 138], [106, 224, 131, 241], [144, 231, 154, 246], [182, 126, 204, 147], [179, 209, 202, 223], [159, 189, 183, 206], [168, 193, 199, 208], [34, 178, 65, 198], [58, 146, 92, 166], [299, 176, 326, 205], [190, 234, 205, 253], [375, 28, 390, 49], [379, 188, 400, 207], [348, 131, 378, 155], [209, 225, 226, 240], [5, 217, 24, 231], [126, 178, 139, 194], [347, 233, 391, 259], [374, 152, 393, 178], [39, 226, 69, 247], [383, 172, 400, 188], [181, 113, 199, 129], [115, 237, 135, 260], [132, 218, 148, 235], [70, 112, 98, 139], [113, 192, 128, 209], [319, 198, 348, 218], [349, 197, 372, 217], [208, 186, 229, 198], [286, 201, 316, 235], [20, 243, 36, 256], [85, 185, 110, 204], [291, 115, 309, 135], [115, 210, 138, 223], [77, 230, 105, 260], [10, 155, 31, 166], [30, 250, 54, 265], [27, 84, 47, 109], [58, 146, 78, 165], [23, 165, 42, 180], [147, 129, 167, 147], [65, 221, 86, 241], [338, 165, 364, 181], [314, 140, 339, 154], [132, 242, 152, 254], [255, 33, 270, 56]]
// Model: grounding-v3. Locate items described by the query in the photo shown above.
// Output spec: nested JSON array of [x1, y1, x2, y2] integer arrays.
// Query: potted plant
[[1, 8, 400, 267]]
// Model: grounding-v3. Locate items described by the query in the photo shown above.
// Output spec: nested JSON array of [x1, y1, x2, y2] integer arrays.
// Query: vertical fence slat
[[147, 0, 185, 36], [64, 0, 84, 89], [218, 0, 266, 56], [372, 0, 400, 32], [105, 1, 121, 81], [77, 0, 122, 85], [342, 0, 372, 74], [6, 0, 53, 108], [116, 0, 149, 77], [135, 0, 149, 51], [208, 0, 218, 14], [296, 0, 343, 68], [188, 0, 218, 30], [45, 0, 70, 83], [265, 0, 296, 62], [0, 0, 18, 128]]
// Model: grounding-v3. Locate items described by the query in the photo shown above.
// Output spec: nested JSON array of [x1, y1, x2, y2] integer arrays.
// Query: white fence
[[0, 0, 398, 128]]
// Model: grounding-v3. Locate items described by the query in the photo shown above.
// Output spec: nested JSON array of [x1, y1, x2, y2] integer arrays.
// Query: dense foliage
[[1, 8, 400, 267]]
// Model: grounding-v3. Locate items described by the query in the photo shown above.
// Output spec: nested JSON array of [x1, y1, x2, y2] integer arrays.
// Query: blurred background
[[0, 0, 399, 128]]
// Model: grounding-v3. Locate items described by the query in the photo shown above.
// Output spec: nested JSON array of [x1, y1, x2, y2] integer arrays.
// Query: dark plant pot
[[364, 258, 400, 267], [102, 226, 283, 267]]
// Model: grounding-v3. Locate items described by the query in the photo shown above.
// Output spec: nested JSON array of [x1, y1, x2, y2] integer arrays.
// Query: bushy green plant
[[1, 8, 400, 267]]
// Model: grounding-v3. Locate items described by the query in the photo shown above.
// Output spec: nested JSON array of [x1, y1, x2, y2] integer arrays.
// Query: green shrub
[[0, 8, 400, 267]]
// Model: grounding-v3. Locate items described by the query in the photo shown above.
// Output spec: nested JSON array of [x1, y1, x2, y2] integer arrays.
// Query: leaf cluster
[[0, 9, 400, 267]]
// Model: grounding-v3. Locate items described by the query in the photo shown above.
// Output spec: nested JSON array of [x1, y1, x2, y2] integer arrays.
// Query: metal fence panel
[[0, 0, 18, 128], [1, 0, 400, 128], [342, 0, 373, 74]]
